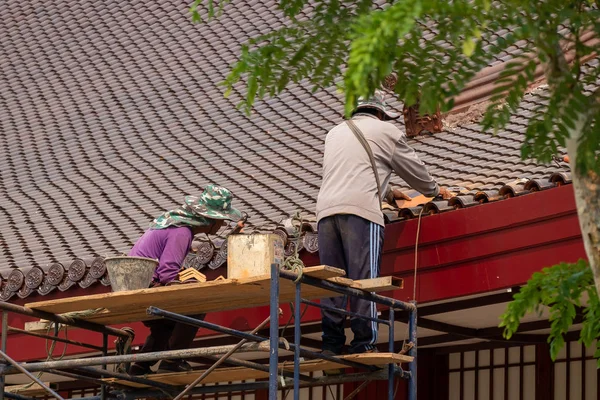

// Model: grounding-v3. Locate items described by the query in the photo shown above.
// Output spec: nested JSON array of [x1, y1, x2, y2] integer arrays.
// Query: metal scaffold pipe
[[147, 307, 378, 372], [7, 327, 105, 352], [119, 370, 394, 400], [0, 349, 64, 400], [0, 302, 130, 338], [0, 342, 267, 375], [279, 270, 416, 312]]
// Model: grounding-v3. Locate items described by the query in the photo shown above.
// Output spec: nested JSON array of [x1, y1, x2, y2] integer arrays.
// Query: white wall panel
[[586, 359, 598, 399], [523, 365, 535, 399], [449, 371, 461, 400], [554, 362, 567, 400], [479, 350, 491, 367], [570, 359, 583, 399], [493, 367, 505, 400], [507, 366, 520, 399], [493, 348, 505, 365], [477, 369, 491, 400], [464, 371, 475, 400]]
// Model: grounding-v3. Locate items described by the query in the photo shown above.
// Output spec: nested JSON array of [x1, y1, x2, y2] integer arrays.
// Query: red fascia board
[[396, 236, 584, 303], [384, 184, 578, 253], [383, 185, 585, 302], [384, 212, 582, 275]]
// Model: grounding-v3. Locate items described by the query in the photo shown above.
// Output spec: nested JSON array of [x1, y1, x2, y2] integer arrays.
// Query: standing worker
[[316, 90, 450, 359], [128, 184, 243, 375]]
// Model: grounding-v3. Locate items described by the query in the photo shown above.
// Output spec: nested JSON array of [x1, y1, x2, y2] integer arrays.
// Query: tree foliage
[[500, 259, 600, 365], [192, 0, 600, 173], [191, 0, 600, 361]]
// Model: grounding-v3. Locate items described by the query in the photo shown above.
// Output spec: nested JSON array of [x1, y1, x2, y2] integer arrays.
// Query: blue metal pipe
[[269, 262, 280, 400], [300, 299, 389, 325], [101, 332, 108, 400], [408, 302, 418, 400], [388, 309, 395, 400], [293, 282, 301, 400], [147, 306, 262, 343], [279, 271, 415, 312]]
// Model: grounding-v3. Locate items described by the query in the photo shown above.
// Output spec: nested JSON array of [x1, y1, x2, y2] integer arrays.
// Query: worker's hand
[[391, 188, 411, 201], [234, 219, 246, 233], [438, 187, 455, 200]]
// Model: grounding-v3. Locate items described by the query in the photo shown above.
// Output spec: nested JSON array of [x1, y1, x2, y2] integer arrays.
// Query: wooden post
[[535, 343, 554, 400]]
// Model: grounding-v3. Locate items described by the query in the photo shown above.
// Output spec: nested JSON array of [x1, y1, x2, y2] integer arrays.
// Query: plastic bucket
[[104, 256, 159, 292]]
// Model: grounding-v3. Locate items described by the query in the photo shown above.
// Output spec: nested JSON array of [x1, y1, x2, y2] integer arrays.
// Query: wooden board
[[105, 353, 413, 388], [329, 276, 403, 292], [24, 320, 59, 334], [25, 274, 403, 332], [25, 266, 346, 326], [356, 276, 403, 291], [5, 382, 53, 395]]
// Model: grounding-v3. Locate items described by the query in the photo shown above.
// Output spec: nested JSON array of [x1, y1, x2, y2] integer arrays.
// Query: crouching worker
[[128, 184, 243, 375]]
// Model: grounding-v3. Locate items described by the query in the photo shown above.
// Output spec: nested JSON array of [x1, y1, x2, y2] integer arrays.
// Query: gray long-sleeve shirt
[[316, 114, 439, 226]]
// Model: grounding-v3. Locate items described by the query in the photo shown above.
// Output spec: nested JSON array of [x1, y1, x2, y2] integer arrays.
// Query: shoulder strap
[[346, 120, 383, 210]]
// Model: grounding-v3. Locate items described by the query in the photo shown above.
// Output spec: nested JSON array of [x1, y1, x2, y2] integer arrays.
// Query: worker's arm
[[390, 130, 440, 197], [156, 228, 193, 285]]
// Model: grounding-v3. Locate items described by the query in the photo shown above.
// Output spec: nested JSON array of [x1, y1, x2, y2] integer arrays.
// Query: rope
[[45, 325, 69, 361], [281, 211, 305, 283], [114, 327, 135, 373], [61, 308, 106, 319], [15, 323, 70, 393], [413, 208, 424, 301], [277, 211, 310, 386], [278, 303, 309, 386], [401, 208, 424, 361], [13, 307, 108, 393]]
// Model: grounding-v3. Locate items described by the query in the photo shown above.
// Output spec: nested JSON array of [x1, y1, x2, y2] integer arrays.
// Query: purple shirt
[[129, 226, 193, 285]]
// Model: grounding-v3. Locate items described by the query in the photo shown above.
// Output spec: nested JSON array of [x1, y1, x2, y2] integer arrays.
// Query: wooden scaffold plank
[[105, 352, 413, 388], [24, 267, 402, 330]]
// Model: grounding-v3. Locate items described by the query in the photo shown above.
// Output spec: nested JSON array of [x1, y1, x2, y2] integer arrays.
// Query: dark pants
[[318, 214, 384, 354], [136, 314, 206, 368]]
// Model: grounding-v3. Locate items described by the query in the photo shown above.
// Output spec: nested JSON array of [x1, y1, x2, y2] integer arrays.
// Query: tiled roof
[[0, 0, 578, 298]]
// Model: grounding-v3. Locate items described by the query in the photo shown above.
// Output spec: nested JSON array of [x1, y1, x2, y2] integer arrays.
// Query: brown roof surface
[[0, 1, 577, 298]]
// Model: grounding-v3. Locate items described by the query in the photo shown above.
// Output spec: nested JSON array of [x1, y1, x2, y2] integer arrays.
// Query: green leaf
[[500, 260, 599, 364], [462, 37, 477, 57], [191, 10, 201, 23], [247, 76, 258, 106]]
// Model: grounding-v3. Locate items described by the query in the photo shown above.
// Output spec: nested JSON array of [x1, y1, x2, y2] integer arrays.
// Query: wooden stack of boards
[[178, 268, 207, 283]]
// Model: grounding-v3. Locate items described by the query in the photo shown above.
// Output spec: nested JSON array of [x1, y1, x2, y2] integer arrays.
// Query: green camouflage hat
[[184, 184, 242, 221], [149, 184, 242, 229], [353, 89, 400, 120], [149, 207, 210, 229]]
